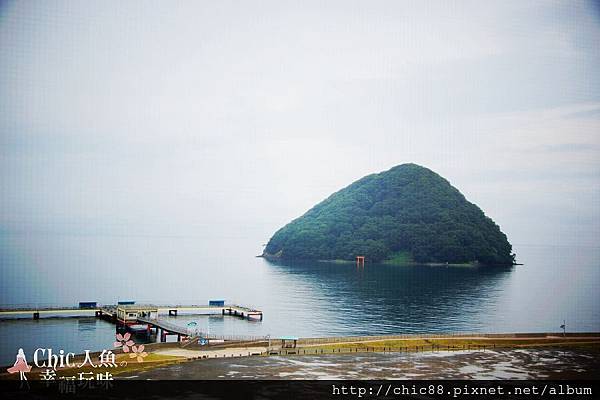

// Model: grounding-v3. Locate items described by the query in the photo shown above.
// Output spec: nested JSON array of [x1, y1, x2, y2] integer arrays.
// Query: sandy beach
[[119, 346, 600, 380]]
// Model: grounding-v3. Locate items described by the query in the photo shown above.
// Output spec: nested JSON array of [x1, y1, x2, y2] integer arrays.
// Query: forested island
[[263, 164, 515, 266]]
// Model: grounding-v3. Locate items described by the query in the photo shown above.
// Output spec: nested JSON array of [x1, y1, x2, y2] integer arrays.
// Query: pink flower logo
[[129, 345, 148, 362], [114, 332, 135, 353]]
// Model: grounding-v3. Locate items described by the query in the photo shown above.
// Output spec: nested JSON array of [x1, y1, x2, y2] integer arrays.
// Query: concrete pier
[[0, 302, 264, 328]]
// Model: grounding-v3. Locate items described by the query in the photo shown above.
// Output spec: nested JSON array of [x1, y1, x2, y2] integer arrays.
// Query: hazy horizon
[[1, 1, 600, 255]]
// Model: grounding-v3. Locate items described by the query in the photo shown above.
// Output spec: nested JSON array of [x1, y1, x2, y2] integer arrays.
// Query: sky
[[1, 0, 599, 254]]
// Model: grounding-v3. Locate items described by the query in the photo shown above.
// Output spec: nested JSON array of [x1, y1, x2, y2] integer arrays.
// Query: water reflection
[[263, 260, 514, 334], [77, 318, 97, 332]]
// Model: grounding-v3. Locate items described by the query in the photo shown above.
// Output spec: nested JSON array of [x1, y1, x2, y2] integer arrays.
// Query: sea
[[0, 232, 598, 366]]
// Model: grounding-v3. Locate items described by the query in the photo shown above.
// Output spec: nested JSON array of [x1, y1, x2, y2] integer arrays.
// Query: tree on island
[[263, 163, 515, 266]]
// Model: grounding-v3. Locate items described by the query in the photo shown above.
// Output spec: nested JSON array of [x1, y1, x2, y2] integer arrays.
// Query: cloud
[[0, 0, 599, 249]]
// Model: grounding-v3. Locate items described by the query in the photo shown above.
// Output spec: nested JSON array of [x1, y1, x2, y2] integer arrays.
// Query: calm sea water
[[0, 232, 599, 365]]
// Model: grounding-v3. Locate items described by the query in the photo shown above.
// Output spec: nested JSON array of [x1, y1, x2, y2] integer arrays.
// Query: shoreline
[[116, 335, 600, 380], [126, 345, 600, 380], [2, 332, 598, 380], [258, 254, 517, 267]]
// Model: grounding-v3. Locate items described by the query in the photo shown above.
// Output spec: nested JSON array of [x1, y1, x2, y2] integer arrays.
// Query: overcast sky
[[1, 0, 599, 253]]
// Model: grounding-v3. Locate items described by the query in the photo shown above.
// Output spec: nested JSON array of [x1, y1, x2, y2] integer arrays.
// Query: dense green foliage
[[264, 164, 515, 265]]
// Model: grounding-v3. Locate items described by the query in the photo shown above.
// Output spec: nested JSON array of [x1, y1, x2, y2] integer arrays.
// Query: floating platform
[[0, 302, 263, 322]]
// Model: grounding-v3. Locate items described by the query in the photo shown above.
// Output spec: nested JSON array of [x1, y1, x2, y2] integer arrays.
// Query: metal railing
[[267, 343, 495, 356], [0, 302, 262, 314], [295, 331, 599, 345], [137, 316, 269, 342]]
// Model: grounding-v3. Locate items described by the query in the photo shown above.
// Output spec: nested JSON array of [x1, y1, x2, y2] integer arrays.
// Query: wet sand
[[153, 346, 267, 359], [120, 347, 600, 380]]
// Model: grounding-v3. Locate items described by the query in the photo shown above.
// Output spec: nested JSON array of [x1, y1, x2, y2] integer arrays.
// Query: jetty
[[0, 300, 264, 343], [0, 301, 262, 320]]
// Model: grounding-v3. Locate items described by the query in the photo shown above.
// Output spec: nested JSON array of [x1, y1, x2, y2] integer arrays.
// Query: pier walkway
[[0, 301, 265, 345], [0, 302, 263, 322], [136, 316, 269, 342]]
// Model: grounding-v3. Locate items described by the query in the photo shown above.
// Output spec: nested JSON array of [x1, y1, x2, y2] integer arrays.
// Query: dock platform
[[0, 300, 266, 344], [0, 302, 263, 322]]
